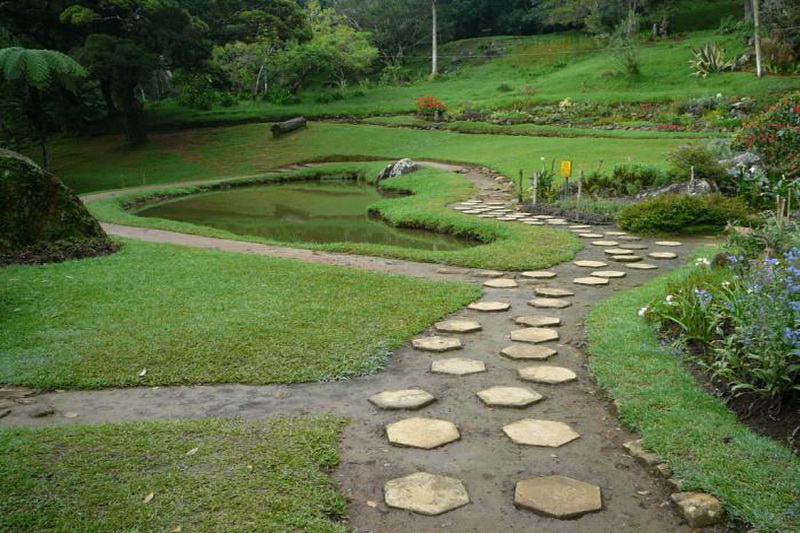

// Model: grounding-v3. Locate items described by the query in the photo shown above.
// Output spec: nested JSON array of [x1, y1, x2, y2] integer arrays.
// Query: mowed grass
[[0, 239, 480, 390], [0, 416, 349, 533], [585, 250, 800, 533], [51, 122, 691, 194], [88, 164, 583, 270]]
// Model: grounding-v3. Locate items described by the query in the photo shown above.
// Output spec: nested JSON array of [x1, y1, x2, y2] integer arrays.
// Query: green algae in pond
[[138, 181, 473, 251]]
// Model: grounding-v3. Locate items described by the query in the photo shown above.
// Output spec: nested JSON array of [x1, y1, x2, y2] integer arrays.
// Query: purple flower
[[694, 288, 712, 307]]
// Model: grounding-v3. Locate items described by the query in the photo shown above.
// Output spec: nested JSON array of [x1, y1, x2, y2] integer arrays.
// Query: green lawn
[[0, 238, 480, 390], [50, 122, 693, 194], [586, 249, 800, 533], [0, 416, 349, 533]]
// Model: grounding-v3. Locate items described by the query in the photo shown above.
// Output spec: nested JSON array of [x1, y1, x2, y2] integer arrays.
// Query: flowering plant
[[415, 96, 446, 116]]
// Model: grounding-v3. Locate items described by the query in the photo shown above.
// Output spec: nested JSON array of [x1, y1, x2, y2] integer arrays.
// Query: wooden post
[[518, 170, 524, 203], [577, 169, 583, 213], [532, 173, 538, 206]]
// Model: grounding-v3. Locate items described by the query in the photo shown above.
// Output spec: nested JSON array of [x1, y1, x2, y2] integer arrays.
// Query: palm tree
[[0, 47, 87, 168]]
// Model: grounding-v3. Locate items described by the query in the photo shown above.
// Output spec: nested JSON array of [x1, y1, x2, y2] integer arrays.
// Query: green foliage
[[617, 193, 750, 234], [689, 41, 735, 77], [173, 71, 217, 110], [0, 47, 87, 87], [667, 143, 727, 182], [583, 163, 669, 197], [609, 9, 641, 76]]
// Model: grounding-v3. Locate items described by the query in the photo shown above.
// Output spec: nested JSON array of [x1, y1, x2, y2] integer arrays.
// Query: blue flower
[[694, 288, 712, 307]]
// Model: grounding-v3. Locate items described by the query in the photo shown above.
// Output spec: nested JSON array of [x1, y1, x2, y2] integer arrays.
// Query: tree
[[431, 0, 439, 78], [0, 47, 87, 168]]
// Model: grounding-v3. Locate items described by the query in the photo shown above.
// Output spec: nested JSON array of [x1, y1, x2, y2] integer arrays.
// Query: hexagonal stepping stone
[[648, 251, 678, 260], [591, 240, 619, 246], [462, 210, 482, 214], [569, 225, 592, 229], [574, 260, 607, 268], [370, 390, 436, 410], [474, 270, 505, 278], [604, 248, 633, 256], [386, 417, 460, 449], [590, 270, 626, 279], [515, 476, 602, 519], [520, 271, 557, 279], [518, 365, 577, 384], [514, 315, 561, 327], [431, 358, 486, 376], [503, 419, 580, 447], [655, 240, 682, 246], [533, 215, 553, 219], [468, 301, 511, 312], [437, 267, 470, 274], [534, 287, 574, 298], [620, 243, 648, 250], [413, 336, 462, 353], [528, 297, 572, 309], [498, 216, 517, 221], [577, 233, 604, 238], [604, 231, 627, 236], [618, 235, 642, 241], [510, 327, 559, 344], [613, 255, 642, 263], [626, 262, 658, 270], [384, 472, 470, 516], [477, 386, 543, 407], [573, 276, 609, 286], [546, 219, 568, 225], [484, 278, 518, 289], [452, 206, 471, 211], [435, 320, 482, 333], [500, 344, 557, 361]]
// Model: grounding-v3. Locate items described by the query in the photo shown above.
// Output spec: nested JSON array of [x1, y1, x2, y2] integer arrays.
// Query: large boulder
[[377, 158, 420, 182], [0, 149, 116, 266]]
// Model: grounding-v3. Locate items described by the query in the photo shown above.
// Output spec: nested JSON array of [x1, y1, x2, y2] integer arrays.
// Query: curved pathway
[[4, 164, 719, 532]]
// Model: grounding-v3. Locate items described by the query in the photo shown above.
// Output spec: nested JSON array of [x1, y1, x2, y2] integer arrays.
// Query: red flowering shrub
[[733, 92, 800, 179], [415, 96, 446, 116]]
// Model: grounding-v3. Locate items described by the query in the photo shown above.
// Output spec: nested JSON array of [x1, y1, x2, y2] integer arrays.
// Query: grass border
[[585, 248, 800, 532], [86, 163, 582, 271]]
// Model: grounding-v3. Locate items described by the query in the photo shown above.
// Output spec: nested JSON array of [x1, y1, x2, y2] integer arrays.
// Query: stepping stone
[[577, 233, 604, 238], [478, 214, 496, 218], [431, 358, 486, 376], [468, 301, 511, 312], [574, 260, 607, 268], [547, 219, 568, 225], [626, 262, 658, 270], [518, 365, 577, 384], [370, 390, 436, 410], [503, 419, 581, 447], [413, 336, 462, 353], [604, 248, 633, 256], [452, 206, 471, 211], [435, 320, 482, 333], [573, 276, 609, 286], [521, 271, 557, 279], [590, 270, 626, 279], [604, 231, 627, 236], [486, 201, 505, 206], [386, 417, 460, 449], [620, 243, 647, 250], [569, 225, 592, 229], [477, 386, 543, 408], [534, 287, 574, 298], [500, 344, 557, 361], [655, 240, 682, 246], [613, 255, 642, 263], [618, 235, 642, 241], [533, 215, 553, 219], [510, 327, 559, 344], [437, 267, 469, 274], [384, 472, 470, 516], [475, 270, 505, 278], [648, 251, 678, 259], [528, 298, 572, 309], [484, 278, 518, 289], [514, 315, 561, 327], [591, 240, 619, 246], [515, 476, 602, 519], [462, 210, 482, 214], [498, 217, 517, 221]]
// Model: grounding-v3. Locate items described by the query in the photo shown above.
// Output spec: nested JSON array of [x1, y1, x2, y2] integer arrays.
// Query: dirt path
[[5, 165, 721, 532]]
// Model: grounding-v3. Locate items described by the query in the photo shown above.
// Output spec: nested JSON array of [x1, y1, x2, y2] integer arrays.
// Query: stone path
[[4, 164, 719, 532]]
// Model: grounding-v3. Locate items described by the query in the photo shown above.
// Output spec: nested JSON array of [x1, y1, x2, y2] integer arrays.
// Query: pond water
[[138, 180, 472, 251]]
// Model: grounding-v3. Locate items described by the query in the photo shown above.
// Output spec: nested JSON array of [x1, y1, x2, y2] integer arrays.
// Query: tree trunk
[[431, 0, 438, 79], [28, 86, 49, 169], [753, 0, 762, 77], [120, 84, 148, 147], [744, 0, 753, 22], [100, 79, 117, 117]]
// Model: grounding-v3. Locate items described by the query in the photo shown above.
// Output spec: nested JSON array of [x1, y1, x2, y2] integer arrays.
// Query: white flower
[[721, 281, 731, 288], [665, 294, 674, 302], [638, 306, 649, 317], [695, 257, 710, 267]]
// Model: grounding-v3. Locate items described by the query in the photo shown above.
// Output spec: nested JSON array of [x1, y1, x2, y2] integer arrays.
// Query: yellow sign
[[560, 161, 572, 178]]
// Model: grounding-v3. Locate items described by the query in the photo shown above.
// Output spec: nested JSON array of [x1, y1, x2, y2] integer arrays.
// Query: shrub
[[617, 193, 750, 234], [667, 144, 727, 182], [583, 164, 669, 197], [496, 83, 513, 92], [415, 96, 446, 116], [689, 41, 735, 77]]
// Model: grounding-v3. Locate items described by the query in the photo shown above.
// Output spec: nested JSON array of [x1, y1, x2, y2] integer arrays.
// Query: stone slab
[[518, 366, 577, 384], [413, 336, 462, 353], [626, 262, 658, 270], [604, 248, 634, 255], [483, 278, 519, 289], [590, 270, 626, 278], [619, 243, 647, 250], [670, 492, 725, 528], [613, 255, 643, 263], [618, 235, 642, 241], [604, 231, 627, 236], [534, 287, 574, 298], [573, 260, 607, 268], [474, 270, 505, 278], [528, 298, 572, 309], [510, 327, 559, 344], [655, 241, 683, 247], [370, 390, 436, 410], [520, 271, 557, 279], [384, 472, 470, 516], [503, 419, 581, 447], [648, 252, 678, 259], [435, 320, 482, 333], [577, 233, 604, 238], [431, 358, 486, 376], [468, 301, 511, 312], [386, 417, 460, 449], [591, 240, 619, 246], [573, 276, 610, 286], [515, 476, 602, 519], [477, 386, 543, 407], [500, 344, 557, 361], [514, 315, 561, 327], [569, 225, 592, 229]]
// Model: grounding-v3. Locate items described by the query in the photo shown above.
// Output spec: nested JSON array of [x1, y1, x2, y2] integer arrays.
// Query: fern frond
[[0, 46, 87, 88]]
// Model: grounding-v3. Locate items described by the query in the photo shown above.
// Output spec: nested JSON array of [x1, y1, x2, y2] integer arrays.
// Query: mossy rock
[[0, 149, 116, 265]]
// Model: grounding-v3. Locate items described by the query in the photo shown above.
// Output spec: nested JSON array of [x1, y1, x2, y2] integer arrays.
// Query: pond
[[138, 180, 473, 251]]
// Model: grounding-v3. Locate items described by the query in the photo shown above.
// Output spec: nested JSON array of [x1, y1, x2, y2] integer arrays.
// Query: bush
[[415, 96, 446, 116], [667, 144, 727, 182], [689, 41, 735, 77], [583, 164, 669, 197], [617, 193, 750, 234]]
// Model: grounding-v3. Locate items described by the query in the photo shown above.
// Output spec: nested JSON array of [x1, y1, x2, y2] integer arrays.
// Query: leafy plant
[[583, 164, 669, 197], [667, 144, 727, 182], [689, 41, 734, 77], [617, 193, 751, 234], [415, 95, 446, 116]]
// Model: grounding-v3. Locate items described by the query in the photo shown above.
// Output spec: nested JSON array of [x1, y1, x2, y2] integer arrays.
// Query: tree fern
[[0, 47, 87, 87]]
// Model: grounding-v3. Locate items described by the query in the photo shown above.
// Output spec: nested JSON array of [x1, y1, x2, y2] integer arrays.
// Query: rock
[[605, 231, 627, 236], [370, 390, 436, 410], [636, 178, 719, 198], [515, 476, 602, 519], [520, 271, 557, 279], [431, 358, 486, 376], [510, 327, 559, 344], [0, 149, 115, 266], [474, 270, 505, 278], [604, 248, 634, 256], [503, 419, 581, 447], [655, 463, 673, 478], [528, 298, 572, 309], [514, 315, 561, 327], [29, 405, 55, 418], [477, 386, 543, 407], [626, 262, 658, 270], [574, 260, 607, 268], [654, 241, 682, 247], [569, 225, 592, 229], [377, 158, 419, 182], [435, 320, 482, 333], [0, 386, 37, 400], [613, 255, 643, 263], [592, 240, 619, 246], [437, 267, 469, 274], [620, 243, 648, 250], [577, 233, 605, 238], [467, 301, 510, 312], [534, 287, 574, 298], [573, 276, 610, 286], [0, 409, 11, 419], [648, 252, 678, 259], [412, 336, 462, 352], [518, 366, 577, 384], [622, 439, 663, 467], [500, 344, 557, 361], [590, 270, 626, 279], [483, 278, 518, 288], [670, 492, 725, 528], [384, 472, 470, 516], [386, 417, 460, 449]]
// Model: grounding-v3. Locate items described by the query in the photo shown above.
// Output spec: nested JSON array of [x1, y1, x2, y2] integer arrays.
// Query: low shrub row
[[616, 194, 751, 234]]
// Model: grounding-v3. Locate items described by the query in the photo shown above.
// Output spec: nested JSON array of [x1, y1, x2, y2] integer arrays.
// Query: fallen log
[[271, 117, 307, 137]]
